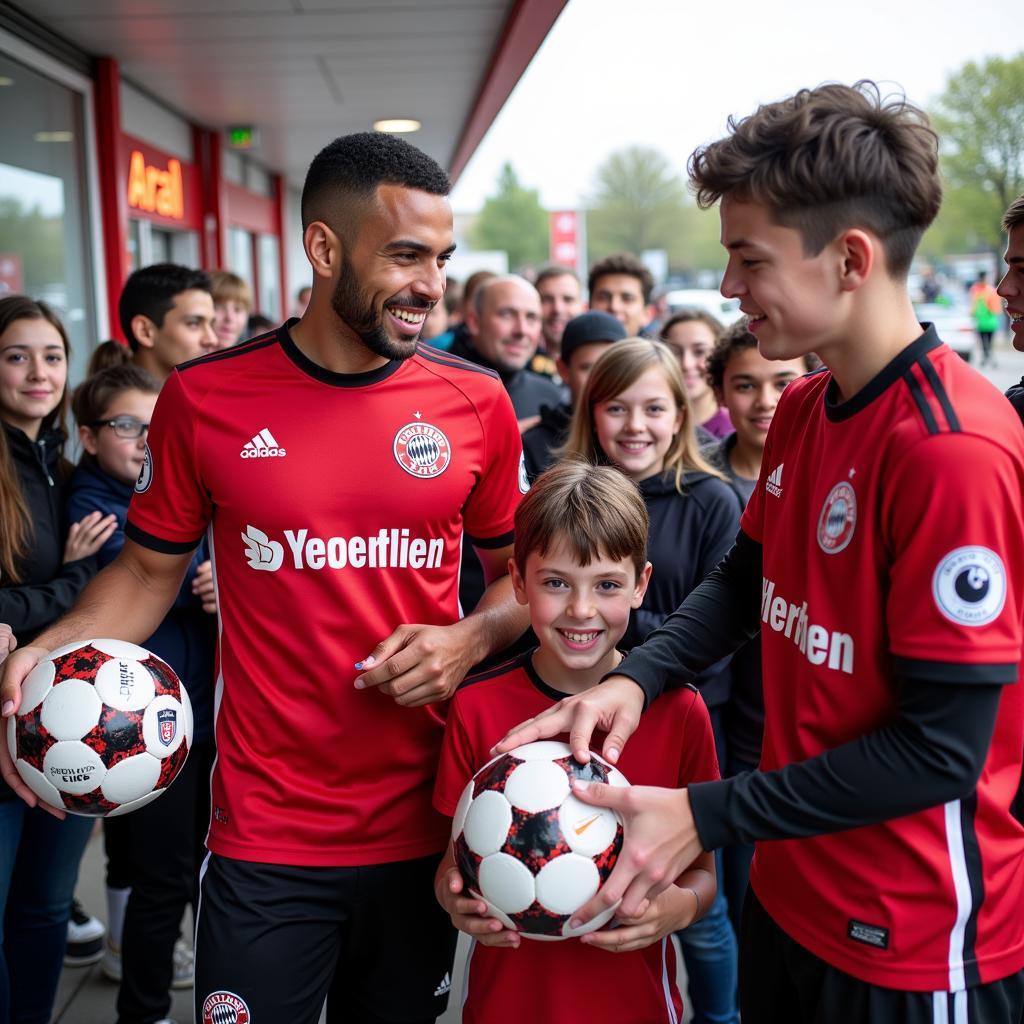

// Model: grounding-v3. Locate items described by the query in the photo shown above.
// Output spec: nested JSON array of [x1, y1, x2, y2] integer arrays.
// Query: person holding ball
[[495, 83, 1024, 1023]]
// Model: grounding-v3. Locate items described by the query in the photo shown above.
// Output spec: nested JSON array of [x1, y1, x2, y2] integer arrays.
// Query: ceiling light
[[34, 131, 74, 143], [0, 77, 13, 87], [373, 118, 421, 134]]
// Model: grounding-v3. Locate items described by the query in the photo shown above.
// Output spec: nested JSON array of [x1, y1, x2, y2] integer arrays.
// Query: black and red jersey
[[434, 651, 719, 1024], [740, 328, 1024, 990], [126, 325, 525, 866]]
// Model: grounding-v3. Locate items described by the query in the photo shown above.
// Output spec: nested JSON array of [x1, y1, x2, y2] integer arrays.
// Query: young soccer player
[[494, 82, 1024, 1022], [434, 461, 718, 1024]]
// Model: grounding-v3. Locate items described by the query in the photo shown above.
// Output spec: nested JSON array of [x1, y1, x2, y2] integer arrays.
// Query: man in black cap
[[521, 310, 627, 481]]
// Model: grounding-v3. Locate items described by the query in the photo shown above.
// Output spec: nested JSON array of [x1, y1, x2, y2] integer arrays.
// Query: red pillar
[[272, 173, 288, 320], [194, 127, 226, 270], [94, 57, 129, 343]]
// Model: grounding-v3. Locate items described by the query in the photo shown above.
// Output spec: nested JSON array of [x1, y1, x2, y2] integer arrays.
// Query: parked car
[[664, 289, 744, 326], [913, 301, 976, 362]]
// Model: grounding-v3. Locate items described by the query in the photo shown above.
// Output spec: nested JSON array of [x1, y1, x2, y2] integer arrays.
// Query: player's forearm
[[455, 575, 530, 666], [27, 549, 188, 654], [689, 677, 1002, 849]]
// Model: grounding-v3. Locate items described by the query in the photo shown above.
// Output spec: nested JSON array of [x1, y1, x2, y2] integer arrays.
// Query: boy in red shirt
[[433, 461, 719, 1024]]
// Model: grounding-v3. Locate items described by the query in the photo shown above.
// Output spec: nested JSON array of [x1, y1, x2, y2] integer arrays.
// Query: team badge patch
[[156, 707, 177, 746], [135, 444, 153, 493], [932, 546, 1006, 627], [393, 421, 451, 478], [518, 451, 530, 493], [816, 481, 856, 554], [202, 990, 250, 1024]]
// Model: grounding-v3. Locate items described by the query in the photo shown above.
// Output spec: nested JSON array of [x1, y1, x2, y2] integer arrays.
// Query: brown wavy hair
[[0, 296, 71, 583], [560, 337, 725, 494], [688, 81, 941, 277]]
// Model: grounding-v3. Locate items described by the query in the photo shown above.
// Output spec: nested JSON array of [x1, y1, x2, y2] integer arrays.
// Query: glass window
[[257, 234, 280, 319], [151, 227, 172, 264], [227, 227, 254, 296], [127, 217, 141, 272], [0, 52, 96, 379]]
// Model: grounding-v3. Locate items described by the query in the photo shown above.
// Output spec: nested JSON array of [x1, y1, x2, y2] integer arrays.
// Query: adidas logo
[[241, 428, 286, 459], [434, 972, 451, 997], [766, 462, 783, 498]]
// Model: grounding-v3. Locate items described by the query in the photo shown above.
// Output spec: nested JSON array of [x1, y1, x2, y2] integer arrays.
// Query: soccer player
[[0, 132, 529, 1024], [588, 253, 656, 338], [999, 194, 1024, 419], [434, 461, 718, 1024], [493, 83, 1024, 1022]]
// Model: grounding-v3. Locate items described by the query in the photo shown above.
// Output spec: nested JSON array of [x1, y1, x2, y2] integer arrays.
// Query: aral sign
[[127, 150, 184, 220]]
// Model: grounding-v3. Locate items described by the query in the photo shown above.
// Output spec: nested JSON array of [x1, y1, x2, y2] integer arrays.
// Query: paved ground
[[51, 332, 1021, 1023]]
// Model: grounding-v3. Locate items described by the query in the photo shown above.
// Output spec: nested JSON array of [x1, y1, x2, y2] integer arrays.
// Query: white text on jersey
[[283, 527, 444, 570], [761, 577, 854, 674]]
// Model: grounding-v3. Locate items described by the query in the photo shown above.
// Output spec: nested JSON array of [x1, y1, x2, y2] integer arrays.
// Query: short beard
[[330, 255, 418, 362]]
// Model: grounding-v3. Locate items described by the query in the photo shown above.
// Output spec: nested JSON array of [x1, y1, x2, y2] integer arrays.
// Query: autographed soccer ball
[[452, 740, 628, 940], [6, 639, 193, 816]]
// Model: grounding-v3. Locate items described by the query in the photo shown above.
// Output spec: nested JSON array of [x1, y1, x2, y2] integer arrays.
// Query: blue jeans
[[722, 754, 758, 939], [0, 800, 95, 1024], [674, 706, 740, 1024]]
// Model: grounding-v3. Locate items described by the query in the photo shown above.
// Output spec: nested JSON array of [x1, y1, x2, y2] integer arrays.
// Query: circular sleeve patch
[[135, 444, 153, 493], [931, 546, 1006, 627]]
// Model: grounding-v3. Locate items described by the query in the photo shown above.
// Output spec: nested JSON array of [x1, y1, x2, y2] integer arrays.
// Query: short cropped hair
[[705, 317, 820, 391], [588, 253, 655, 305], [209, 269, 253, 311], [1004, 194, 1024, 232], [688, 81, 941, 277], [301, 132, 450, 235], [118, 264, 211, 352], [514, 460, 648, 579], [535, 265, 580, 290]]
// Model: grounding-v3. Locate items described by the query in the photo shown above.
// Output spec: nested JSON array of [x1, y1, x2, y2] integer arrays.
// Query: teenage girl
[[661, 309, 732, 438], [70, 364, 215, 1024], [561, 337, 741, 1024], [0, 295, 116, 1024]]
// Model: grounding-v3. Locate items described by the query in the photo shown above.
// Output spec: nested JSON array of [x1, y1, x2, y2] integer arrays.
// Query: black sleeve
[[689, 674, 1004, 850], [610, 529, 763, 707], [0, 556, 98, 639]]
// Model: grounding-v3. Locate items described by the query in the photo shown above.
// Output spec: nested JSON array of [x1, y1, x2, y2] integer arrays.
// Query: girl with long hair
[[0, 295, 116, 1024], [562, 337, 742, 1024]]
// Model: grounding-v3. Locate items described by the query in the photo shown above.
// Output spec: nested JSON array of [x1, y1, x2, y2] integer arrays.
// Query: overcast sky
[[450, 0, 1018, 214]]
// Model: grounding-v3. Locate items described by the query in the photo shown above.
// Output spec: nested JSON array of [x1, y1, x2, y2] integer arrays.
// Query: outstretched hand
[[490, 675, 645, 764], [566, 779, 700, 924]]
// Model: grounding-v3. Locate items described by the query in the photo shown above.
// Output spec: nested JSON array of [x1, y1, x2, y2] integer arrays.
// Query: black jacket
[[448, 332, 563, 420], [0, 422, 97, 643], [627, 469, 742, 709], [1006, 379, 1024, 425], [522, 402, 572, 482]]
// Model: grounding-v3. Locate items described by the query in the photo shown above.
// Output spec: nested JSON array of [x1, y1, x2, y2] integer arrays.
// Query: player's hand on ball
[[582, 887, 695, 953], [354, 622, 476, 707], [0, 645, 66, 817], [567, 781, 701, 923], [490, 675, 645, 765], [435, 860, 520, 948]]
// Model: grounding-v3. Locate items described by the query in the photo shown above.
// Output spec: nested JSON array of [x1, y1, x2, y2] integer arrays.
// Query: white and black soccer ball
[[452, 740, 629, 940], [6, 639, 193, 816]]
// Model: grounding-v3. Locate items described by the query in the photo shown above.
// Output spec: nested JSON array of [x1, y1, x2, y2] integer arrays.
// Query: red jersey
[[126, 327, 525, 866], [434, 651, 719, 1024], [741, 328, 1024, 990]]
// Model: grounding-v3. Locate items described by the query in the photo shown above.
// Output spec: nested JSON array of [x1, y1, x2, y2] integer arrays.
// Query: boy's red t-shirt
[[434, 651, 719, 1024]]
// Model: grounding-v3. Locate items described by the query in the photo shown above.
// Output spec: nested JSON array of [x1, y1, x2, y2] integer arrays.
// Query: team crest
[[135, 444, 153, 493], [202, 990, 250, 1024], [817, 481, 856, 554], [932, 546, 1006, 627], [156, 707, 177, 747], [518, 451, 530, 493], [393, 421, 451, 479]]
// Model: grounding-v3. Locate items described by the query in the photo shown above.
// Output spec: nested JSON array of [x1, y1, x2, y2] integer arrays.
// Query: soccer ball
[[6, 638, 193, 816], [451, 740, 629, 940]]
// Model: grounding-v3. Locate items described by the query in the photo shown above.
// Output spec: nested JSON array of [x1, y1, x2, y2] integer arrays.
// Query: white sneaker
[[171, 938, 194, 990], [101, 939, 122, 983], [65, 899, 106, 966]]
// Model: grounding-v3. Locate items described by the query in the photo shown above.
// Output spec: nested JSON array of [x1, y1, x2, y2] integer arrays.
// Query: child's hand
[[581, 885, 697, 954], [435, 861, 520, 948], [0, 624, 15, 665]]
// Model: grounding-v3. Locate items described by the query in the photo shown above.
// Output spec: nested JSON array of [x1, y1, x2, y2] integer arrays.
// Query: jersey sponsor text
[[761, 576, 854, 674]]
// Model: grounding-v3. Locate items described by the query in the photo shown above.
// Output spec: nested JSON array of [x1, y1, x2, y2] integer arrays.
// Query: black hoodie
[[627, 469, 742, 710], [522, 402, 572, 482]]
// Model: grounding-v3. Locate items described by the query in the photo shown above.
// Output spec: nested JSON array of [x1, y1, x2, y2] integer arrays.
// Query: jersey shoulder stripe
[[416, 343, 500, 381], [458, 651, 531, 692], [902, 367, 942, 435], [177, 332, 279, 374], [916, 354, 962, 432]]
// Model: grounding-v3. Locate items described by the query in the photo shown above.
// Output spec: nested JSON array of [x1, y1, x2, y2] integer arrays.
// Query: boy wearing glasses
[[68, 363, 216, 1024]]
